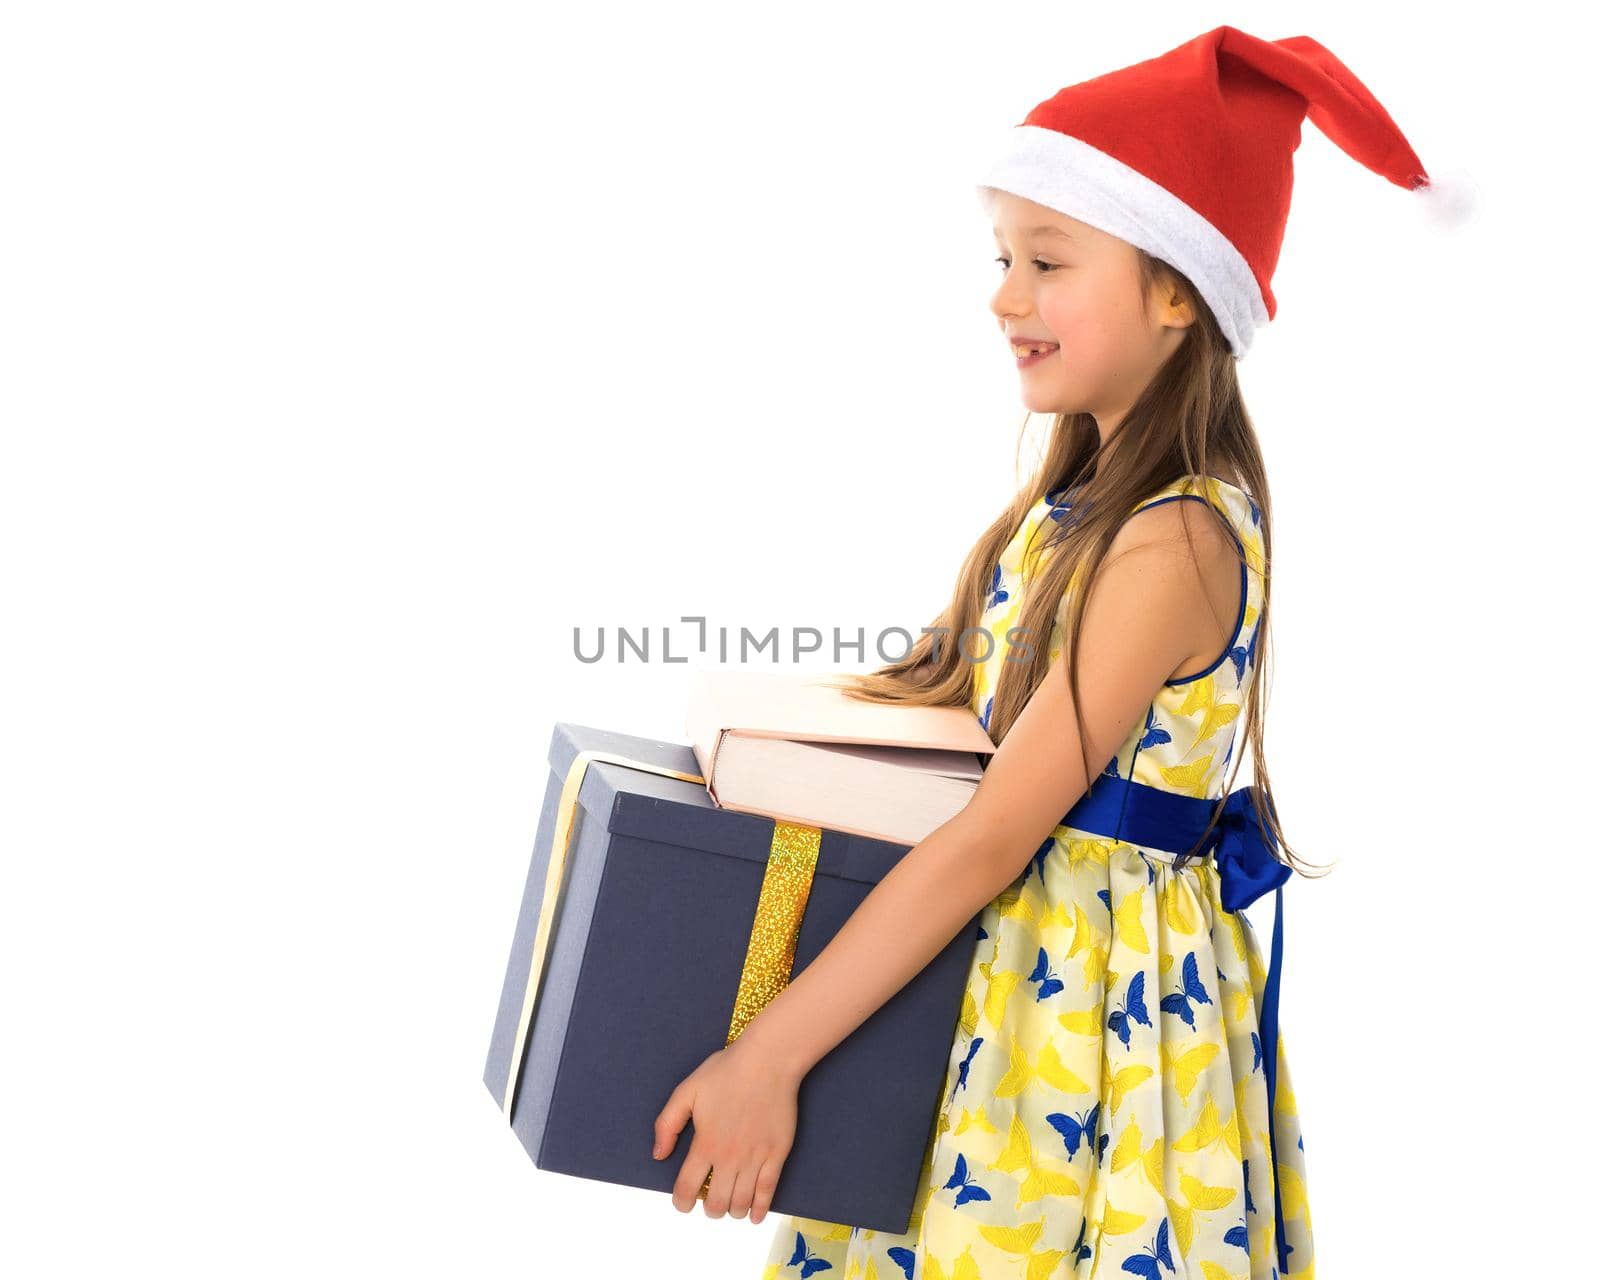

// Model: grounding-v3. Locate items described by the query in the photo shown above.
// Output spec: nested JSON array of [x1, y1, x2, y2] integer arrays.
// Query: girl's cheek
[[1053, 295, 1137, 367], [1048, 312, 1101, 362], [1041, 293, 1098, 348], [1037, 294, 1074, 337]]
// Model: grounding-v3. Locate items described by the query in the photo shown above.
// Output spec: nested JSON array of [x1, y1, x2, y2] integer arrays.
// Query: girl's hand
[[652, 1033, 802, 1224]]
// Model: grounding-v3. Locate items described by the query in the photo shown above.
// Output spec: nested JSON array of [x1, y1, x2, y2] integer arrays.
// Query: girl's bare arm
[[739, 500, 1238, 1080]]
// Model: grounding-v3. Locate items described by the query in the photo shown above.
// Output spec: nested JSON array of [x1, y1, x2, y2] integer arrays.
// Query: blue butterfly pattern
[[1108, 971, 1152, 1049], [1159, 951, 1214, 1029], [1122, 1218, 1176, 1278], [986, 562, 1009, 611], [784, 1232, 833, 1278], [1027, 946, 1065, 1001], [1045, 1102, 1106, 1164], [942, 1153, 992, 1207]]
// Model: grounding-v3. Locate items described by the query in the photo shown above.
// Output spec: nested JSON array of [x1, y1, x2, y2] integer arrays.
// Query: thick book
[[684, 668, 997, 845]]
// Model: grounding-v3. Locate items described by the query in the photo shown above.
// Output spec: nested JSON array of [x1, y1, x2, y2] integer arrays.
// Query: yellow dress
[[760, 474, 1314, 1279]]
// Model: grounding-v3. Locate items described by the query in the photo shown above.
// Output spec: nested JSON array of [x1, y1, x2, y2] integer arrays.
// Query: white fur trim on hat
[[977, 125, 1270, 358]]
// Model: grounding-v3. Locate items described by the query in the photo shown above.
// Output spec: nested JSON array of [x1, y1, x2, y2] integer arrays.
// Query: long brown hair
[[820, 250, 1322, 875]]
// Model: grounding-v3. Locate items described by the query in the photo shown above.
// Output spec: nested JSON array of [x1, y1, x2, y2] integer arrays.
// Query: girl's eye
[[994, 256, 1060, 273]]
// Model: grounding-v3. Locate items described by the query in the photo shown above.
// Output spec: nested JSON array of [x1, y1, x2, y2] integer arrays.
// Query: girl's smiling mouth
[[1011, 340, 1059, 368]]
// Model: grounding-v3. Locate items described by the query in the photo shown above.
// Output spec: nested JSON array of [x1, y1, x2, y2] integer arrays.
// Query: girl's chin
[[1020, 387, 1070, 414]]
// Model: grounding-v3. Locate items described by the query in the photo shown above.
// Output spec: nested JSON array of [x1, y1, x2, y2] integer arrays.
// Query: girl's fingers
[[653, 1077, 693, 1158], [671, 1140, 713, 1214], [700, 1158, 736, 1218], [749, 1156, 783, 1225], [726, 1162, 757, 1220]]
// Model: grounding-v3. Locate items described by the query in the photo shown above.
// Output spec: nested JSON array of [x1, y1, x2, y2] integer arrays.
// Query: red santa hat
[[977, 25, 1478, 358]]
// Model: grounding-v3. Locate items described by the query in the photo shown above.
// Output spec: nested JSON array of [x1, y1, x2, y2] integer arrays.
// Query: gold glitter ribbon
[[498, 747, 823, 1202]]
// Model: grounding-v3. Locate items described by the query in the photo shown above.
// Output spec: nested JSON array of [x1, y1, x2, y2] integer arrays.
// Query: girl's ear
[[1141, 256, 1197, 334], [1160, 284, 1197, 332]]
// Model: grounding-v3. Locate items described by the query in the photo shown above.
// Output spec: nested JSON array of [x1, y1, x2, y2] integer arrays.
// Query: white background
[[3, 3, 1587, 1276]]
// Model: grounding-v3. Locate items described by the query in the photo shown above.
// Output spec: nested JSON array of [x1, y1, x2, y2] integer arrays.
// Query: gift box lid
[[550, 720, 919, 883]]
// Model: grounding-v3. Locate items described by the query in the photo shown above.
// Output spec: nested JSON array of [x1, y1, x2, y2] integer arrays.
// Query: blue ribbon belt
[[1061, 773, 1294, 1275]]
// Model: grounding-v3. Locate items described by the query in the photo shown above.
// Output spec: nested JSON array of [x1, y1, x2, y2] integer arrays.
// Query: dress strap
[[1129, 473, 1252, 530]]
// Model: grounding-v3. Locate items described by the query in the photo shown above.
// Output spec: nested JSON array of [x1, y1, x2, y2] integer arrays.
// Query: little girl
[[652, 24, 1461, 1279]]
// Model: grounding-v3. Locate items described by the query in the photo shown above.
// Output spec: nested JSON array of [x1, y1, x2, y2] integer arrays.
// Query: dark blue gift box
[[483, 721, 981, 1233]]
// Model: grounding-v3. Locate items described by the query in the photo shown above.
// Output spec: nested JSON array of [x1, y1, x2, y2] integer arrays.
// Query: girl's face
[[986, 191, 1192, 432]]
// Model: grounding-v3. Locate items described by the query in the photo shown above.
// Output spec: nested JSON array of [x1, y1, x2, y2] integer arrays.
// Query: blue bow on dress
[[1206, 784, 1293, 1276]]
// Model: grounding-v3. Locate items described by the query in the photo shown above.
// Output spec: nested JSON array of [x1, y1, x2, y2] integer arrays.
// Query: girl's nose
[[990, 285, 1029, 325]]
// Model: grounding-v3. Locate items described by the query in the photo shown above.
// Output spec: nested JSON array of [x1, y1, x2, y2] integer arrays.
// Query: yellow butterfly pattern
[[762, 475, 1313, 1276]]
